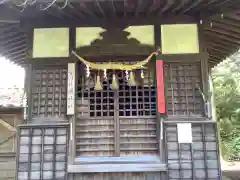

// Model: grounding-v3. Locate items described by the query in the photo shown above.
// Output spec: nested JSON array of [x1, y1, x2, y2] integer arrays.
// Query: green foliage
[[213, 51, 240, 161]]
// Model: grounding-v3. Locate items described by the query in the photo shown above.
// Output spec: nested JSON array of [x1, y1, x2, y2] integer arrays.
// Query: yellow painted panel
[[33, 28, 69, 58], [125, 25, 154, 45], [76, 26, 154, 47], [161, 24, 199, 54], [76, 27, 105, 47]]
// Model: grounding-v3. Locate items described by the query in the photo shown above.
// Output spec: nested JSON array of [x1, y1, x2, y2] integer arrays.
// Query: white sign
[[177, 123, 192, 143], [67, 63, 75, 115]]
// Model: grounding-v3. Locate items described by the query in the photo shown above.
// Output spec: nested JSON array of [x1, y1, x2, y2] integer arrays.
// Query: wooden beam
[[134, 0, 142, 17], [208, 5, 240, 20], [123, 0, 127, 17], [212, 19, 240, 29], [207, 49, 236, 62], [207, 47, 229, 56], [209, 21, 240, 34], [0, 20, 19, 23], [205, 36, 238, 48], [0, 31, 22, 41], [209, 55, 220, 61], [3, 47, 27, 56], [111, 0, 116, 17], [78, 2, 98, 18], [204, 31, 240, 46], [0, 6, 20, 23], [0, 35, 27, 46], [163, 0, 182, 14], [52, 4, 80, 21], [209, 54, 222, 61], [65, 3, 85, 18], [207, 47, 228, 55], [0, 23, 20, 32], [207, 42, 234, 53], [0, 118, 16, 132], [21, 14, 197, 28], [4, 0, 127, 2], [209, 55, 221, 62], [94, 0, 106, 18], [219, 16, 240, 29], [2, 39, 27, 50], [6, 52, 27, 61], [180, 0, 202, 14], [158, 0, 175, 15], [200, 0, 240, 20], [148, 0, 166, 14], [204, 27, 240, 41]]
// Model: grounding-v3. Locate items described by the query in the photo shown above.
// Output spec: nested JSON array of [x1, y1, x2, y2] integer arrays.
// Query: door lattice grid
[[16, 124, 69, 180], [118, 70, 156, 117], [77, 70, 156, 117], [164, 63, 204, 116], [31, 67, 67, 118], [165, 122, 221, 180]]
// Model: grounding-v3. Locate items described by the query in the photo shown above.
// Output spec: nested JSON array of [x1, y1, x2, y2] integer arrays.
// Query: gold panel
[[161, 24, 199, 54], [76, 27, 105, 48], [33, 28, 69, 58], [125, 25, 154, 45]]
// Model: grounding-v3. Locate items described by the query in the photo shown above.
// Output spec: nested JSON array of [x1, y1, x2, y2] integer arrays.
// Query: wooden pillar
[[208, 70, 217, 121], [198, 23, 212, 118], [24, 28, 34, 123]]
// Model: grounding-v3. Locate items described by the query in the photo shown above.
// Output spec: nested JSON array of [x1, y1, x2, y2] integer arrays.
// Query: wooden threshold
[[68, 163, 167, 173], [74, 155, 161, 164], [68, 155, 166, 173]]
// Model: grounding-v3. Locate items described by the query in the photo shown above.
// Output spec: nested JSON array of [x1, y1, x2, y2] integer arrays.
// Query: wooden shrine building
[[0, 0, 240, 180]]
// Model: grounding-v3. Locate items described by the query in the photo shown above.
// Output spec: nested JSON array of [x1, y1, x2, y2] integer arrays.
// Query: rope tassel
[[94, 75, 102, 90], [111, 74, 118, 90], [128, 71, 136, 86]]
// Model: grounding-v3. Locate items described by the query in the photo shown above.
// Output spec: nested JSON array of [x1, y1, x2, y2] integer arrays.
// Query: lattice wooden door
[[76, 69, 158, 156]]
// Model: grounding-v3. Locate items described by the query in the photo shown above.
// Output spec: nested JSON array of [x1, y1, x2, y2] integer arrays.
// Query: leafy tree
[[212, 51, 240, 161]]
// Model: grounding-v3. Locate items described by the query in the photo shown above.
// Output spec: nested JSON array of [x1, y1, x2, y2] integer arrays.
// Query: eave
[[0, 0, 239, 67]]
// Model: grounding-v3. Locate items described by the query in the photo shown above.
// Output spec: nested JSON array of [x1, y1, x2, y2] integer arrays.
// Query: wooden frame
[[15, 123, 70, 180], [70, 64, 165, 172], [67, 45, 166, 172], [22, 15, 197, 29]]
